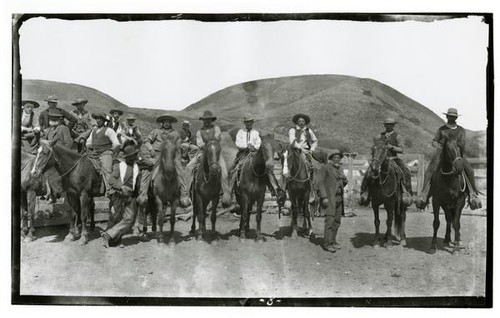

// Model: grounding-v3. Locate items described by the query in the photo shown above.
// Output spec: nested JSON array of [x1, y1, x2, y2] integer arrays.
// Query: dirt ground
[[20, 206, 487, 298]]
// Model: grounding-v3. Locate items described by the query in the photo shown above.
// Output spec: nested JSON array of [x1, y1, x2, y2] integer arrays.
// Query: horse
[[190, 139, 221, 241], [429, 136, 468, 254], [283, 147, 314, 239], [368, 139, 408, 248], [20, 150, 63, 242], [32, 140, 99, 245], [234, 136, 275, 242], [151, 136, 181, 245]]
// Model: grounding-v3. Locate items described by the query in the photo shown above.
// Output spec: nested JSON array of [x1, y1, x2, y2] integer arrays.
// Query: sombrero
[[383, 117, 396, 124], [47, 109, 64, 118], [22, 100, 40, 108], [125, 114, 138, 121], [91, 112, 107, 120], [156, 113, 178, 123], [328, 149, 344, 160], [109, 109, 124, 116], [71, 98, 88, 106], [122, 145, 139, 158], [199, 110, 217, 121], [44, 95, 58, 103], [243, 114, 255, 122], [443, 108, 460, 117], [292, 113, 310, 125]]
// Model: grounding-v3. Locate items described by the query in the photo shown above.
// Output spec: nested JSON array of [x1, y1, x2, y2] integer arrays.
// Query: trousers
[[324, 196, 343, 246], [105, 195, 138, 240]]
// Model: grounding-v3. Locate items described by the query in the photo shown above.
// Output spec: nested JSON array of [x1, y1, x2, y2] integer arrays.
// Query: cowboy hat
[[443, 108, 460, 117], [109, 109, 124, 116], [292, 113, 310, 125], [156, 113, 178, 123], [125, 114, 138, 121], [71, 98, 88, 106], [199, 110, 217, 121], [122, 145, 139, 158], [328, 149, 344, 160], [91, 112, 107, 120], [243, 114, 255, 122], [47, 109, 64, 118], [182, 120, 190, 125], [44, 95, 58, 103], [383, 117, 396, 124], [22, 100, 40, 108]]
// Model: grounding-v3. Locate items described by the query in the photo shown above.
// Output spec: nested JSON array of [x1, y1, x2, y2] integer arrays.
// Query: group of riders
[[20, 95, 482, 250]]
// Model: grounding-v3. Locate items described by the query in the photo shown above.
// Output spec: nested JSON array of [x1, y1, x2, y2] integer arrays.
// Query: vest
[[200, 126, 217, 143], [91, 127, 112, 153], [381, 131, 399, 157], [295, 128, 313, 148], [119, 161, 139, 190]]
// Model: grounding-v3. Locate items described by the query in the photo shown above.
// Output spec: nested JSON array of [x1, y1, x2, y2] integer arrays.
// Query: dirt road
[[20, 207, 487, 298]]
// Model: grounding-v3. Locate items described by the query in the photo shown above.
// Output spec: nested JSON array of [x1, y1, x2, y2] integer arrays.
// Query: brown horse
[[152, 137, 181, 245], [429, 137, 468, 254], [21, 150, 62, 242], [234, 137, 276, 242], [190, 140, 221, 241], [32, 140, 99, 245], [283, 148, 313, 239], [368, 139, 407, 248]]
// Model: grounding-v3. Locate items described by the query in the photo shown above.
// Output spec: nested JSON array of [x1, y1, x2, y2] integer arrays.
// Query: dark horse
[[368, 139, 408, 248], [33, 140, 99, 245], [190, 140, 221, 241], [21, 150, 62, 242], [234, 136, 275, 242], [152, 137, 181, 246], [429, 137, 467, 254], [283, 148, 313, 239]]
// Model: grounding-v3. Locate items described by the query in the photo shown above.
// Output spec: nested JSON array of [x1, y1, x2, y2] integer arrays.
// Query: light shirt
[[86, 126, 120, 148], [235, 128, 261, 150], [21, 111, 39, 131], [289, 125, 318, 151], [196, 126, 221, 148]]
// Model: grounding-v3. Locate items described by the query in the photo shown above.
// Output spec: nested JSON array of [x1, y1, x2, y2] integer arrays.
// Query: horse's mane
[[52, 142, 83, 162], [21, 151, 36, 184]]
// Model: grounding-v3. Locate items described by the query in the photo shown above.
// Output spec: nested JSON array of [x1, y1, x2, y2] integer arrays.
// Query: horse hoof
[[23, 235, 35, 243], [443, 241, 451, 248], [400, 239, 407, 248], [64, 234, 76, 242], [429, 247, 437, 254], [196, 235, 204, 242], [373, 243, 380, 249], [77, 237, 88, 246], [385, 242, 393, 249]]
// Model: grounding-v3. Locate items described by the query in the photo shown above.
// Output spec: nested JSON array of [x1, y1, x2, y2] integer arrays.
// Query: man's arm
[[308, 128, 318, 151], [61, 109, 77, 131], [235, 130, 247, 150], [143, 129, 157, 152], [196, 130, 205, 148], [390, 134, 404, 154], [289, 128, 301, 149], [252, 131, 262, 150], [214, 126, 222, 142], [104, 127, 121, 155], [108, 164, 122, 192]]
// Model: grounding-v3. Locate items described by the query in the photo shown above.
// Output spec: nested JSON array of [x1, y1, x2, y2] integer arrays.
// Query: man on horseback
[[359, 117, 413, 206], [416, 108, 481, 209], [229, 114, 282, 197], [44, 109, 75, 149], [179, 120, 198, 164], [288, 113, 319, 203], [38, 95, 77, 132], [140, 114, 190, 208], [21, 100, 41, 152], [83, 112, 121, 193], [101, 144, 142, 248], [108, 109, 126, 143], [71, 98, 94, 133], [121, 114, 144, 146], [185, 110, 231, 207]]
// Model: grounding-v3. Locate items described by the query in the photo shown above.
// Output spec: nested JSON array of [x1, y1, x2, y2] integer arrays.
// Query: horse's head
[[159, 136, 178, 178], [204, 139, 221, 179], [442, 136, 464, 174], [31, 140, 56, 178], [370, 138, 388, 175], [260, 133, 275, 172]]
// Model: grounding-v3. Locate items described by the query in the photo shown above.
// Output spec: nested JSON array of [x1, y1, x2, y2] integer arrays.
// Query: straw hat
[[292, 113, 310, 125]]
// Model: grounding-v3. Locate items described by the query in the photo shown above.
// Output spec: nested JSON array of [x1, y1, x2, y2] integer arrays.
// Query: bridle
[[287, 150, 310, 183]]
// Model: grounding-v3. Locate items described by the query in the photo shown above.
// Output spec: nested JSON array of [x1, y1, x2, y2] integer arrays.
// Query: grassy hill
[[22, 77, 486, 159]]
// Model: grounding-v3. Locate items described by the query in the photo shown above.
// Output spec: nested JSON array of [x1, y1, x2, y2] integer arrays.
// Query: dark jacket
[[39, 107, 77, 132]]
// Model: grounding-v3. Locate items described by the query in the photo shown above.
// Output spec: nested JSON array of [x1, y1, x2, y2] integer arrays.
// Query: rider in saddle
[[81, 112, 121, 194], [229, 114, 282, 197], [108, 109, 126, 143], [71, 98, 94, 134], [288, 113, 320, 203], [140, 114, 190, 208], [179, 120, 199, 164], [415, 108, 481, 209], [359, 117, 413, 206], [38, 95, 77, 133], [21, 100, 41, 153], [121, 114, 144, 146], [44, 109, 75, 149], [185, 110, 231, 207]]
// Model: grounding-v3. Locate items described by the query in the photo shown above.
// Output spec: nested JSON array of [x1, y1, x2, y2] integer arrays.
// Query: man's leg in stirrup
[[463, 159, 481, 209], [219, 156, 231, 207], [99, 152, 113, 195], [175, 158, 191, 208], [359, 168, 371, 206]]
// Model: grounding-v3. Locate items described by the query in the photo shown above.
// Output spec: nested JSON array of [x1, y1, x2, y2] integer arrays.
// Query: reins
[[287, 151, 310, 183]]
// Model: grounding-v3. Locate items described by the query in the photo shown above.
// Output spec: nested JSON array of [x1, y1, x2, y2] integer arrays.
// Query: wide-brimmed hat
[[443, 108, 460, 117], [109, 109, 124, 116], [156, 113, 178, 123], [125, 114, 138, 121], [71, 98, 88, 106], [243, 114, 255, 122], [182, 120, 190, 125], [47, 109, 64, 118], [122, 145, 139, 158], [383, 117, 396, 124], [292, 113, 310, 125], [199, 110, 217, 121], [91, 112, 107, 120], [328, 149, 344, 160], [22, 100, 40, 108], [45, 95, 58, 103]]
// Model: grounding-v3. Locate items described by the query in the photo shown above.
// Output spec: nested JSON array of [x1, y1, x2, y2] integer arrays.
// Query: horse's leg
[[77, 190, 90, 245], [196, 196, 206, 241], [451, 199, 464, 255], [211, 197, 220, 236], [255, 197, 264, 242], [168, 199, 178, 247], [430, 199, 441, 253], [65, 193, 79, 242], [24, 190, 37, 242], [89, 197, 95, 232], [372, 203, 381, 248], [384, 202, 394, 248], [239, 194, 249, 241], [21, 191, 28, 239], [443, 205, 452, 247], [190, 196, 197, 236], [290, 197, 299, 239], [400, 205, 407, 248], [303, 193, 314, 237], [155, 196, 165, 245], [149, 195, 157, 233]]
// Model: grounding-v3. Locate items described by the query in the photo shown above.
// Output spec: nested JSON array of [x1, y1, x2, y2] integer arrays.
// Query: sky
[[19, 16, 489, 130]]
